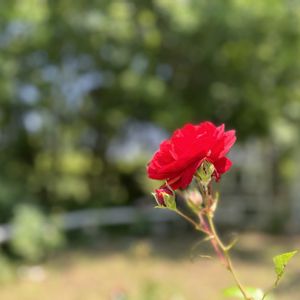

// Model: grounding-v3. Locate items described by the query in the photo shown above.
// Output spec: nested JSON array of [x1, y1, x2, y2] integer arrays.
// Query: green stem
[[207, 215, 253, 300], [175, 209, 209, 234], [174, 177, 253, 300], [262, 291, 269, 300], [262, 282, 276, 300]]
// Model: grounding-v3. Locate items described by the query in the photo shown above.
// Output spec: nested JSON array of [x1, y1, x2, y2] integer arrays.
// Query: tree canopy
[[0, 0, 300, 221]]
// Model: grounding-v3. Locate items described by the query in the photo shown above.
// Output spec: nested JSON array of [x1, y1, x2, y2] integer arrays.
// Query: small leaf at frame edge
[[223, 286, 264, 300], [273, 250, 297, 285]]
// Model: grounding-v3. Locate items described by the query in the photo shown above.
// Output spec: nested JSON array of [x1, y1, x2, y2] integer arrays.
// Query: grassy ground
[[0, 232, 299, 300]]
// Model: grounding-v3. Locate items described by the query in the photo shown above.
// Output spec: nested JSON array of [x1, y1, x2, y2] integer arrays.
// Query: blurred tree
[[0, 0, 299, 221]]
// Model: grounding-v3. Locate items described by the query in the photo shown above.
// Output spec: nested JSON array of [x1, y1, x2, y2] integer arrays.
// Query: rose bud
[[153, 185, 175, 209], [185, 189, 203, 207]]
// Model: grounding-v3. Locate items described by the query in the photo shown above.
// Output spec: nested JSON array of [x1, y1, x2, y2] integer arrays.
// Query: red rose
[[147, 121, 236, 190]]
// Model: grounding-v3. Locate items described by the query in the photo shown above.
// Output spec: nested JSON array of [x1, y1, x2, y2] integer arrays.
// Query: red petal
[[214, 157, 232, 175]]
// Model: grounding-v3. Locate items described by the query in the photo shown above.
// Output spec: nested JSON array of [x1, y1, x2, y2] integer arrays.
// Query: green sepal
[[196, 160, 215, 186], [164, 193, 176, 210]]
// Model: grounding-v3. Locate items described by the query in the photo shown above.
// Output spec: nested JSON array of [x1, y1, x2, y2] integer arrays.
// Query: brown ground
[[0, 232, 299, 300]]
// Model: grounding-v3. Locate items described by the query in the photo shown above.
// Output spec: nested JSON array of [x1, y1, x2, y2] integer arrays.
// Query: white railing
[[0, 197, 273, 244], [0, 206, 178, 244]]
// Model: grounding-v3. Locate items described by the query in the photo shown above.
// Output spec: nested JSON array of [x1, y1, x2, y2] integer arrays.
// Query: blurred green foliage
[[0, 0, 299, 230], [11, 205, 63, 262], [0, 254, 15, 283]]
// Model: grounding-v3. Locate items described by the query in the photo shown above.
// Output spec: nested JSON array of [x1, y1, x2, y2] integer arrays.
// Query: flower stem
[[207, 214, 253, 300], [198, 212, 226, 264], [175, 209, 209, 234], [176, 207, 252, 299], [261, 282, 276, 300]]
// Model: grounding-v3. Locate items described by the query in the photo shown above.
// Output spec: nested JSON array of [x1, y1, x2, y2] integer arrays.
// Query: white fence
[[0, 196, 277, 245], [0, 206, 179, 244]]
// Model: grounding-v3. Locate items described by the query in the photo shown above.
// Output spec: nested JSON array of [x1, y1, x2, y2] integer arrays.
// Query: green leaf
[[223, 286, 264, 300], [273, 250, 297, 286]]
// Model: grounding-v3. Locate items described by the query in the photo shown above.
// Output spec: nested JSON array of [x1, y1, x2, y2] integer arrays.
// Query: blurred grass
[[0, 233, 299, 300]]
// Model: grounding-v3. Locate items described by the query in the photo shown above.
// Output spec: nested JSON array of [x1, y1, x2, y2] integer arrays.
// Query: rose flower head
[[147, 121, 236, 190]]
